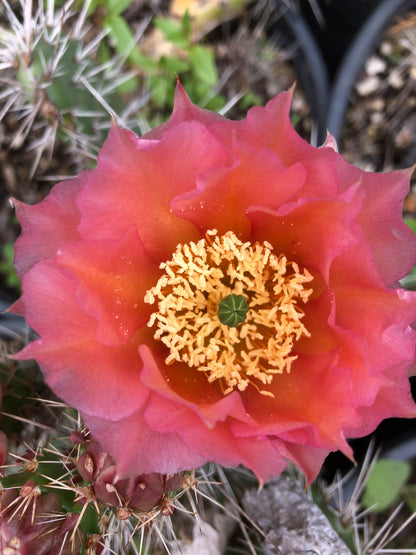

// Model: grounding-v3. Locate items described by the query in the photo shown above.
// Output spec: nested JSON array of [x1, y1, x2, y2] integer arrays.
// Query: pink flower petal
[[143, 395, 288, 483], [15, 260, 149, 419], [336, 159, 416, 284], [139, 345, 251, 426], [144, 82, 226, 140], [248, 183, 363, 282], [56, 227, 159, 346], [77, 121, 227, 261], [13, 178, 82, 278], [83, 409, 206, 477], [172, 140, 306, 238]]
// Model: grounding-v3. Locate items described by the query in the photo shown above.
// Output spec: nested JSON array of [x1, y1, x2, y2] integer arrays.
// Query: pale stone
[[356, 76, 381, 96], [242, 476, 352, 555], [168, 512, 234, 555], [380, 41, 393, 56], [365, 55, 387, 76], [368, 98, 385, 112], [371, 112, 384, 125], [388, 70, 405, 89]]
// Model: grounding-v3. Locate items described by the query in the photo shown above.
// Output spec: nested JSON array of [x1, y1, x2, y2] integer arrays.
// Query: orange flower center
[[144, 230, 313, 397]]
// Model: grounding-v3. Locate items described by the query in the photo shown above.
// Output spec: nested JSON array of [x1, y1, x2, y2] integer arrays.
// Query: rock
[[355, 75, 381, 96], [242, 475, 352, 555], [169, 520, 223, 555], [168, 511, 235, 555], [388, 70, 405, 89], [365, 55, 387, 76]]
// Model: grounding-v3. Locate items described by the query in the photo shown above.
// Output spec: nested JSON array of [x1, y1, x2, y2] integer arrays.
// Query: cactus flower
[[12, 85, 416, 484]]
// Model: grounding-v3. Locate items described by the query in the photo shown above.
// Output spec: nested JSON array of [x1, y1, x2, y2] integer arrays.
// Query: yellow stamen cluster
[[145, 230, 313, 397]]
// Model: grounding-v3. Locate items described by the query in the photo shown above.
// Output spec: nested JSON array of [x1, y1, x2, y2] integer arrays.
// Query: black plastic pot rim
[[269, 2, 329, 145], [326, 0, 416, 143], [0, 294, 29, 341]]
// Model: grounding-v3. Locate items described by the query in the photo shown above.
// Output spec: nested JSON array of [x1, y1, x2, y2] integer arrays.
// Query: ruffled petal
[[330, 237, 416, 342], [248, 183, 363, 281], [83, 409, 206, 477], [144, 394, 288, 483], [56, 227, 159, 346], [172, 140, 306, 238], [15, 259, 149, 419], [144, 82, 226, 140], [139, 345, 251, 426], [13, 178, 82, 279], [229, 88, 340, 198], [77, 122, 228, 261], [272, 439, 331, 485], [336, 158, 415, 284], [233, 351, 361, 456]]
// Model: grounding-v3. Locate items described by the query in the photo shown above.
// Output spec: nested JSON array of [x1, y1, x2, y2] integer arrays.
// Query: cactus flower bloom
[[12, 85, 416, 484]]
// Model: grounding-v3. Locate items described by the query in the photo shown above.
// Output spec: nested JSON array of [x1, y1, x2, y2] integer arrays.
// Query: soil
[[338, 12, 416, 213]]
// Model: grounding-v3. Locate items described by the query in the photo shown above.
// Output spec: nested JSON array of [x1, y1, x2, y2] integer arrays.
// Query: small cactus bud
[[75, 439, 183, 514], [20, 480, 39, 498], [70, 430, 87, 445], [116, 507, 131, 520], [0, 488, 83, 553], [160, 497, 175, 516], [86, 533, 104, 555]]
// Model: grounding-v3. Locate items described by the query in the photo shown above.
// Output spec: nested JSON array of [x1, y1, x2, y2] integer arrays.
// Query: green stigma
[[218, 294, 249, 328]]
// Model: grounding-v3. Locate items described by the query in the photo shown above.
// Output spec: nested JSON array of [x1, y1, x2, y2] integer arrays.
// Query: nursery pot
[[268, 3, 329, 145], [326, 0, 416, 143], [0, 292, 28, 342], [300, 0, 383, 79]]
